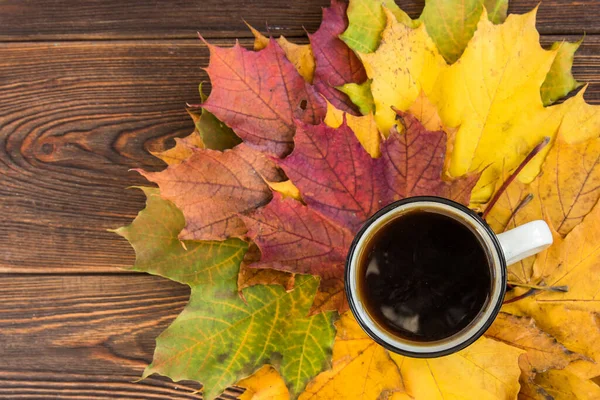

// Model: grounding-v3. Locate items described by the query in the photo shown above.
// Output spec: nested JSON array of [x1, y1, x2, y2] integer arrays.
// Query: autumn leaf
[[520, 369, 600, 400], [341, 0, 417, 54], [237, 243, 295, 292], [152, 129, 205, 166], [299, 313, 405, 399], [116, 1, 600, 398], [358, 8, 447, 136], [485, 133, 600, 284], [485, 312, 583, 380], [244, 113, 478, 313], [498, 200, 600, 385], [309, 0, 367, 114], [248, 25, 315, 83], [112, 187, 247, 285], [116, 188, 335, 400], [420, 0, 508, 63], [430, 10, 568, 202], [324, 100, 381, 157], [342, 0, 506, 62], [237, 365, 290, 400], [201, 39, 325, 157], [527, 196, 600, 310], [391, 337, 523, 400], [241, 193, 351, 314], [338, 80, 374, 116], [192, 83, 242, 151], [141, 143, 284, 241], [541, 40, 584, 106], [152, 84, 241, 165]]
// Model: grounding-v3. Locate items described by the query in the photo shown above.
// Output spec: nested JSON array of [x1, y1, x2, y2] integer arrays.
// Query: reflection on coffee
[[358, 210, 491, 342]]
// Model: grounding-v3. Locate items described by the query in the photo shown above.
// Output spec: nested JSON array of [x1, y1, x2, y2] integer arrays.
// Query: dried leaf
[[151, 130, 205, 166], [248, 25, 315, 83], [358, 9, 447, 135], [529, 199, 600, 309], [266, 180, 302, 201], [430, 10, 565, 201], [244, 115, 477, 313], [241, 194, 352, 313], [541, 40, 584, 106], [520, 369, 600, 400], [202, 39, 325, 157], [112, 187, 247, 285], [485, 134, 600, 283], [324, 100, 381, 158], [300, 313, 405, 399], [237, 243, 295, 292], [237, 365, 290, 400], [421, 1, 508, 63], [116, 189, 335, 400], [390, 337, 524, 400], [141, 144, 283, 241], [486, 312, 583, 380], [338, 80, 374, 116], [280, 114, 476, 232], [309, 0, 367, 114], [341, 0, 418, 54]]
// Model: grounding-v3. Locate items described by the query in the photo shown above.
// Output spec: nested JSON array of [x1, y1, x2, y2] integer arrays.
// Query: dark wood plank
[[0, 0, 598, 41], [0, 274, 244, 399], [1, 37, 599, 273]]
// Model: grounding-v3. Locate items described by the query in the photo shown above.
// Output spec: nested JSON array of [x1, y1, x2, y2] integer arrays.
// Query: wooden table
[[1, 0, 599, 398]]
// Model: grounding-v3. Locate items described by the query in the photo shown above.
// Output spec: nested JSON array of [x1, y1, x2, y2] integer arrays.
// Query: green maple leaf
[[340, 0, 417, 54], [189, 83, 242, 151], [420, 0, 508, 63], [337, 80, 375, 116], [114, 188, 335, 399]]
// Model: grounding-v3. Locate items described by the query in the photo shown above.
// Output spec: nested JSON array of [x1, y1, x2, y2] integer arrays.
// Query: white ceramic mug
[[345, 196, 553, 358]]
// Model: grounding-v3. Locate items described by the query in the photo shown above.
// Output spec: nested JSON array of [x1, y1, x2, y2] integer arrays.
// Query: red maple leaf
[[310, 0, 367, 114], [243, 112, 479, 313], [202, 39, 326, 158]]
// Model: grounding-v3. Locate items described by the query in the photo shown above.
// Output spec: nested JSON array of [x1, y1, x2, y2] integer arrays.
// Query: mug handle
[[496, 220, 553, 265]]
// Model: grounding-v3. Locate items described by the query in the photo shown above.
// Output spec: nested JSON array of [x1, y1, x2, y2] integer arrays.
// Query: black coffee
[[358, 210, 491, 342]]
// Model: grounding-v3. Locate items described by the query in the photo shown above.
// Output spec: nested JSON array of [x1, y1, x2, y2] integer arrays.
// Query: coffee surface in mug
[[358, 210, 491, 342]]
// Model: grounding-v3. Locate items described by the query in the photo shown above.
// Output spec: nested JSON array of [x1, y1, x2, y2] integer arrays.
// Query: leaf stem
[[503, 288, 536, 304], [503, 194, 533, 231], [482, 137, 550, 220], [507, 281, 569, 292]]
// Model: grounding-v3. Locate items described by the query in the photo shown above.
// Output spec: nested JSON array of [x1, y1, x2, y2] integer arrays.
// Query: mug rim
[[345, 196, 507, 358]]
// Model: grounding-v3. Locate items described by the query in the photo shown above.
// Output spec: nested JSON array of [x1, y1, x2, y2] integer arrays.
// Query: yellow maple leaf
[[299, 313, 405, 399], [248, 24, 315, 83], [151, 129, 204, 166], [237, 365, 290, 400], [430, 9, 566, 202], [500, 201, 600, 380], [484, 133, 600, 283], [324, 100, 381, 158], [520, 368, 600, 400], [504, 297, 600, 381], [358, 8, 447, 137], [527, 199, 600, 311], [266, 180, 302, 201], [406, 91, 446, 133], [485, 312, 583, 381], [390, 337, 523, 400]]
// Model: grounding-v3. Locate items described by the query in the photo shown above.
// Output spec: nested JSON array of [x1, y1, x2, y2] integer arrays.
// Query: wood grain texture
[[0, 0, 598, 41], [2, 0, 600, 398], [0, 274, 245, 399], [1, 36, 599, 273]]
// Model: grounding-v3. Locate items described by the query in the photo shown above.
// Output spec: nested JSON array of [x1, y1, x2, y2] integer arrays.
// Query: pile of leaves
[[114, 0, 600, 398]]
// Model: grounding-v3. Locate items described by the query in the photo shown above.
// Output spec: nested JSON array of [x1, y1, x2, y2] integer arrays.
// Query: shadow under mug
[[345, 196, 553, 358]]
